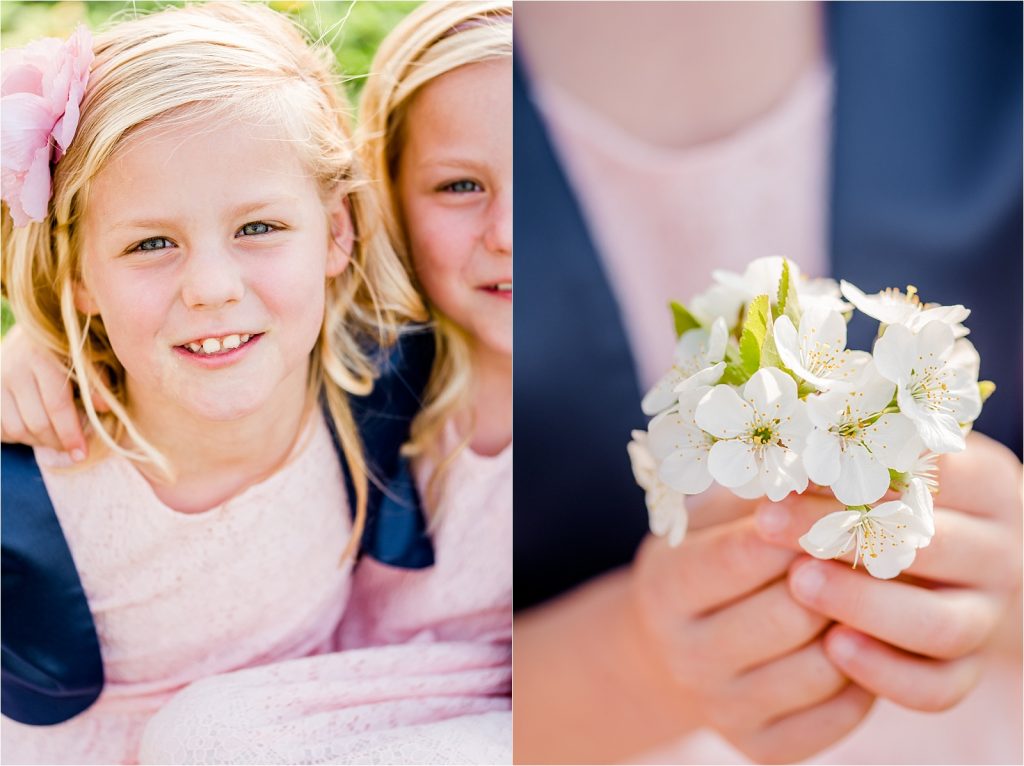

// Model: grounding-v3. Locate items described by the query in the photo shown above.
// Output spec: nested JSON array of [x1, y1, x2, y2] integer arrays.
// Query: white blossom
[[840, 280, 969, 337], [641, 317, 728, 415], [902, 476, 935, 545], [713, 256, 850, 315], [803, 363, 918, 505], [628, 430, 688, 546], [689, 284, 746, 331], [773, 305, 871, 391], [799, 499, 932, 579], [873, 321, 981, 453], [796, 276, 851, 315], [647, 387, 715, 495], [694, 367, 811, 501]]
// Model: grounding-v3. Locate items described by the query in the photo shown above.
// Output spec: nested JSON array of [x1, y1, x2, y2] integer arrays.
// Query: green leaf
[[720, 361, 751, 387], [978, 380, 996, 404], [739, 295, 770, 375], [888, 468, 910, 493], [720, 341, 751, 386], [775, 258, 801, 326], [759, 329, 784, 370], [796, 380, 821, 399], [670, 300, 701, 338]]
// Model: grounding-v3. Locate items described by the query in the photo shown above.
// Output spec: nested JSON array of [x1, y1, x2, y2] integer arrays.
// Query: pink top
[[135, 425, 512, 765], [2, 413, 353, 765], [339, 427, 513, 649], [532, 62, 832, 391], [532, 60, 1022, 765]]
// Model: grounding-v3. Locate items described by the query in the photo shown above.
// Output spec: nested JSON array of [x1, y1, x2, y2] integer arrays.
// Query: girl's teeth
[[184, 333, 256, 355], [495, 283, 512, 292]]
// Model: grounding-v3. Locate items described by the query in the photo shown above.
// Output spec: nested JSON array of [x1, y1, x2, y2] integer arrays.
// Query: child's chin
[[181, 387, 275, 423]]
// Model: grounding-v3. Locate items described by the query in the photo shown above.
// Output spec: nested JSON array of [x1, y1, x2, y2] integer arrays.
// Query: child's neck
[[468, 344, 512, 457], [125, 369, 311, 514]]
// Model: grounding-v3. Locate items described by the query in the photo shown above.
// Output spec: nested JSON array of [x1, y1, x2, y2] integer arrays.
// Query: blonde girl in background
[[135, 3, 514, 763], [0, 2, 424, 763]]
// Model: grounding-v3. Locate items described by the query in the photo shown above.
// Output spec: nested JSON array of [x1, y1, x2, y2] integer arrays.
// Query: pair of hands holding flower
[[627, 433, 1021, 763]]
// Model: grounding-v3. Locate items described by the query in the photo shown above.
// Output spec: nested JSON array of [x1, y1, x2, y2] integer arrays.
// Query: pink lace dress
[[1, 414, 352, 765], [137, 427, 512, 765]]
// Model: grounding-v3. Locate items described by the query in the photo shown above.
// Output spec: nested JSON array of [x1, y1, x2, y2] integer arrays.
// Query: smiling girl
[[130, 4, 514, 763], [0, 3, 424, 762]]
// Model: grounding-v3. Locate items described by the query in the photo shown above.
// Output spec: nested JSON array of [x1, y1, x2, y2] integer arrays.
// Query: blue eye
[[135, 237, 173, 252], [442, 180, 482, 193], [238, 221, 274, 236]]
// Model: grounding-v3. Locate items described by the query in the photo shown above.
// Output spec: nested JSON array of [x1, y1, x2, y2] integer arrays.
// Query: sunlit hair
[[1, 1, 427, 557], [358, 0, 512, 514]]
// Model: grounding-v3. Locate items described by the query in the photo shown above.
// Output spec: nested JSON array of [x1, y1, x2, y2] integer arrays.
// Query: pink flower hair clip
[[1, 25, 93, 227]]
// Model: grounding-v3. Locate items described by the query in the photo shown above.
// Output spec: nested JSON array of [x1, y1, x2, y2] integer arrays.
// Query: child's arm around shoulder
[[1, 324, 106, 459]]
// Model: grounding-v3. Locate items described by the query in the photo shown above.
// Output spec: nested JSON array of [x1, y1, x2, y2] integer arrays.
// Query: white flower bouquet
[[629, 257, 995, 579]]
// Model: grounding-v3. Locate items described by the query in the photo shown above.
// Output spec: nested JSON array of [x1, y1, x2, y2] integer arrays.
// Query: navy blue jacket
[[1, 329, 435, 725], [514, 2, 1022, 610]]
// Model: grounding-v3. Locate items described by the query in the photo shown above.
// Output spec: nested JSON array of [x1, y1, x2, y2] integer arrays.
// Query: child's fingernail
[[70, 448, 85, 463], [756, 504, 790, 536], [829, 631, 860, 664], [791, 561, 826, 601]]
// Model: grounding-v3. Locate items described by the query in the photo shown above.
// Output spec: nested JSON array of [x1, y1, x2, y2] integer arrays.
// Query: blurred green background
[[0, 0, 420, 336], [0, 1, 420, 98]]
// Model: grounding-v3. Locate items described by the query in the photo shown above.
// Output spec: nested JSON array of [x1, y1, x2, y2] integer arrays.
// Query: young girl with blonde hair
[[135, 3, 514, 763], [3, 1, 513, 763], [1, 2, 426, 762]]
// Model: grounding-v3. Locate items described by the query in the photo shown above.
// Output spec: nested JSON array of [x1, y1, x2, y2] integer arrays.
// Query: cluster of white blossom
[[628, 257, 993, 579]]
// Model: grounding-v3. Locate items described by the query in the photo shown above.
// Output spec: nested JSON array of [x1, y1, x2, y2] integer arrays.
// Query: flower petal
[[0, 92, 55, 170], [841, 280, 915, 325], [761, 444, 808, 502], [862, 542, 918, 580], [743, 367, 798, 418], [659, 447, 714, 494], [862, 413, 918, 472], [706, 317, 729, 363], [803, 428, 841, 486], [707, 440, 758, 488], [915, 320, 955, 362], [694, 385, 751, 439], [872, 323, 914, 383], [728, 475, 766, 500], [642, 367, 685, 416], [832, 443, 890, 506], [675, 361, 725, 393], [799, 511, 861, 559], [848, 361, 898, 416], [627, 431, 657, 491], [902, 477, 935, 542], [19, 145, 52, 222], [907, 304, 970, 335], [897, 384, 965, 453]]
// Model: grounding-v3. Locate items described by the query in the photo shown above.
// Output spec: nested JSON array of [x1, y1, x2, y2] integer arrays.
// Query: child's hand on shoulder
[[628, 486, 876, 764], [755, 431, 1023, 712], [1, 324, 93, 458]]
